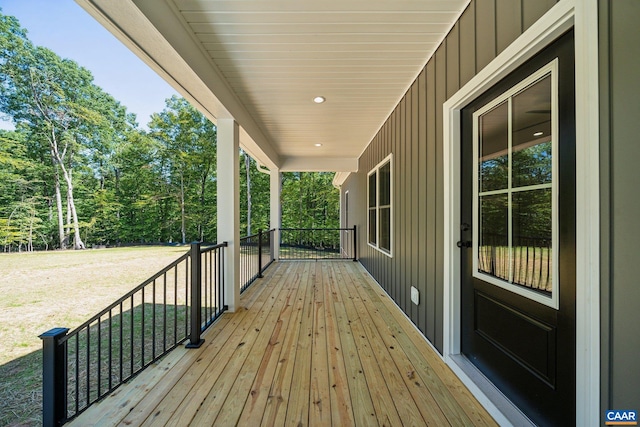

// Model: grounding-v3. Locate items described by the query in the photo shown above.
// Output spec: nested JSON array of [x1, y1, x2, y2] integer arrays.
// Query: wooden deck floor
[[71, 261, 496, 426]]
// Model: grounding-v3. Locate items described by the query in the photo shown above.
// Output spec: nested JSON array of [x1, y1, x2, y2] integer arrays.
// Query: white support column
[[217, 119, 240, 312], [270, 168, 281, 260]]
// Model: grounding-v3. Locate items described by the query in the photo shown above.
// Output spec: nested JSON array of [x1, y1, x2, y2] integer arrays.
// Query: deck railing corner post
[[258, 229, 264, 278], [353, 225, 358, 261], [271, 228, 276, 262], [40, 327, 69, 427], [186, 241, 204, 348]]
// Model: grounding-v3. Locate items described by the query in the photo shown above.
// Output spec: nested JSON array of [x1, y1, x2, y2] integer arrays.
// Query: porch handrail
[[40, 241, 228, 426], [239, 228, 276, 293], [279, 226, 357, 261]]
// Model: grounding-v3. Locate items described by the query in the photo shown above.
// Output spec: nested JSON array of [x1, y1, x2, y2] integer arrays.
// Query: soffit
[[85, 0, 469, 170]]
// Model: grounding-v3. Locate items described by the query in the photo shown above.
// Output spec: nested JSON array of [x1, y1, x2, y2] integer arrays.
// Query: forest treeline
[[0, 12, 339, 252]]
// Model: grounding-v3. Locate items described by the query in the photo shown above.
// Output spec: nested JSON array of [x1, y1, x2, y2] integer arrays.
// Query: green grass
[[63, 301, 190, 416], [0, 246, 188, 427]]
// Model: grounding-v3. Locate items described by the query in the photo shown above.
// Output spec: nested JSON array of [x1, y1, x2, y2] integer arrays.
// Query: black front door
[[460, 31, 575, 426]]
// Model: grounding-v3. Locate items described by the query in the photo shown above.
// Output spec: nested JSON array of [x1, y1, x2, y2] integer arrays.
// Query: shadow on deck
[[69, 261, 496, 426]]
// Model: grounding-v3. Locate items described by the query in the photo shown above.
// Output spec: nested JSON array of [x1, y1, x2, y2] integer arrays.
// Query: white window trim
[[472, 61, 559, 310], [442, 0, 600, 426], [367, 154, 393, 257]]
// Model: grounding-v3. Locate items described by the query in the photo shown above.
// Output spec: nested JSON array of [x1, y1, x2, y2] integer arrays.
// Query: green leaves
[[0, 10, 340, 251], [281, 172, 340, 230]]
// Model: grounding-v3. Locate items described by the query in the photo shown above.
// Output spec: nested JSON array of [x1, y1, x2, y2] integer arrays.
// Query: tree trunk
[[244, 152, 252, 236], [114, 168, 121, 222], [66, 185, 71, 240], [52, 154, 66, 250], [61, 171, 85, 249], [50, 133, 84, 249], [299, 174, 304, 229], [28, 208, 34, 252], [199, 165, 209, 241]]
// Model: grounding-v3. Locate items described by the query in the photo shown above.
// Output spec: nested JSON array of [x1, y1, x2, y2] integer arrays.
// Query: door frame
[[442, 0, 600, 425]]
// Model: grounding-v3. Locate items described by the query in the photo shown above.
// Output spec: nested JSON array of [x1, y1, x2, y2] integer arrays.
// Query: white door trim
[[442, 0, 600, 425]]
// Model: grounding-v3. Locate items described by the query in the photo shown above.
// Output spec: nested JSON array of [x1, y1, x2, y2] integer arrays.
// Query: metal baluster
[[119, 302, 123, 385], [185, 259, 189, 337], [221, 246, 226, 310], [86, 327, 90, 407], [216, 250, 219, 314], [141, 287, 145, 366], [163, 272, 167, 353], [129, 295, 134, 378], [152, 279, 156, 360], [209, 251, 213, 321], [108, 310, 113, 392], [173, 264, 178, 345], [97, 317, 101, 399], [75, 334, 79, 414], [204, 250, 208, 323]]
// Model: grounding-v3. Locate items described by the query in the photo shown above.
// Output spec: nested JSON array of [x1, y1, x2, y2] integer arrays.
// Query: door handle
[[457, 240, 472, 248]]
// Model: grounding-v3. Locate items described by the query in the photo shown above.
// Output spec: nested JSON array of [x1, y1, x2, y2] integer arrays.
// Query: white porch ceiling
[[77, 0, 469, 171]]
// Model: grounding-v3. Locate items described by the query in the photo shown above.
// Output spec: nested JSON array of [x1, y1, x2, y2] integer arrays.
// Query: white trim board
[[366, 154, 394, 258], [442, 0, 600, 425]]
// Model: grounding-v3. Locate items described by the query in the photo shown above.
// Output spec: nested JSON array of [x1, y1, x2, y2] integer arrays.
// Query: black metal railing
[[279, 226, 357, 261], [40, 242, 227, 426], [240, 228, 276, 293], [192, 242, 228, 340], [39, 224, 349, 425]]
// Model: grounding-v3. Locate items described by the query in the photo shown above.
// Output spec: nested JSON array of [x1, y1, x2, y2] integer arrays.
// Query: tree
[[0, 129, 48, 251], [281, 172, 339, 229], [1, 13, 132, 249], [1, 11, 342, 251], [149, 96, 217, 243]]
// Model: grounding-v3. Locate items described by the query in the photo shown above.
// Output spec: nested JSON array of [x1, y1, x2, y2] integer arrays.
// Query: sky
[[0, 0, 178, 130]]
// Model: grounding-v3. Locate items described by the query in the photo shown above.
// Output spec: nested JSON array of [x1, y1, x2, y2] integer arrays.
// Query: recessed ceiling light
[[313, 96, 326, 104], [533, 131, 544, 137], [314, 143, 322, 147]]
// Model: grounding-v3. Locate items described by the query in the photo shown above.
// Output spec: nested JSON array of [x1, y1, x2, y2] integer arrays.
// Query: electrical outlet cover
[[411, 286, 419, 305]]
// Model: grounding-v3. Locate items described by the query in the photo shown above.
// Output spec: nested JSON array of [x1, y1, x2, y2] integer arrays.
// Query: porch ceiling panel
[[79, 0, 469, 171]]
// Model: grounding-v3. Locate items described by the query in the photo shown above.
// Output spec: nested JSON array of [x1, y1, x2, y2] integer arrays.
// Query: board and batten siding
[[598, 0, 640, 413], [341, 0, 558, 352]]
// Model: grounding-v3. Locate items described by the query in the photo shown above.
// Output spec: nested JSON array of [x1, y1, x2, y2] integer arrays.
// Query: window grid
[[367, 154, 393, 257], [472, 61, 559, 309]]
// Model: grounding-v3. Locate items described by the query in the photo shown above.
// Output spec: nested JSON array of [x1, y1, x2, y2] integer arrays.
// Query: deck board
[[70, 261, 497, 427]]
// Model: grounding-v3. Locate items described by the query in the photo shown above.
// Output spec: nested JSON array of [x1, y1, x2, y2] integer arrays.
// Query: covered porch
[[44, 0, 617, 424], [68, 261, 495, 426]]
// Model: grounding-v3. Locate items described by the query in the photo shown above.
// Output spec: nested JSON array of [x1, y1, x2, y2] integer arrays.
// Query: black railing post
[[270, 229, 275, 262], [258, 229, 264, 278], [186, 242, 204, 348], [40, 327, 69, 427], [352, 225, 358, 261]]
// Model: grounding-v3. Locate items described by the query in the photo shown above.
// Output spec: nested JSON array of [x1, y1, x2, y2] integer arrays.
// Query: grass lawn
[[0, 246, 189, 426]]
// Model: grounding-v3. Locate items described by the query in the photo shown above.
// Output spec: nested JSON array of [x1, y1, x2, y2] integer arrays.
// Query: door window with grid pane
[[472, 61, 558, 308]]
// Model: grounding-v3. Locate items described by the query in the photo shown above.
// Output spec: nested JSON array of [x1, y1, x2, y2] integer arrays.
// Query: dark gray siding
[[599, 0, 640, 412], [341, 0, 557, 352]]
